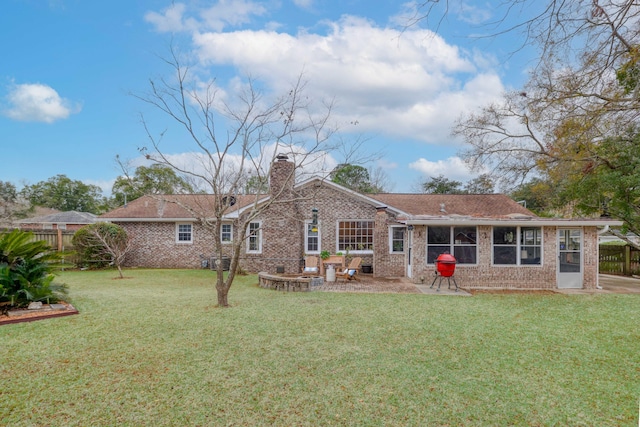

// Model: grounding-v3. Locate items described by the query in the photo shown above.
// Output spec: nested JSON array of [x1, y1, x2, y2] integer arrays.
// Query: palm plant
[[0, 229, 67, 308]]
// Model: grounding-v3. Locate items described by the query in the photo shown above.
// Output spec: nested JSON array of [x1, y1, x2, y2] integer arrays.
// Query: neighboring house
[[17, 210, 98, 232], [100, 156, 621, 290]]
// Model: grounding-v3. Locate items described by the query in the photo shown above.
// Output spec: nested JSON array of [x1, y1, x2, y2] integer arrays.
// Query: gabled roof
[[98, 185, 622, 228], [99, 188, 535, 222], [100, 194, 261, 221], [18, 210, 98, 224]]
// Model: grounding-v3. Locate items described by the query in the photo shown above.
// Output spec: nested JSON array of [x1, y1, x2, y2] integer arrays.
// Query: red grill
[[435, 253, 456, 277], [431, 253, 459, 291]]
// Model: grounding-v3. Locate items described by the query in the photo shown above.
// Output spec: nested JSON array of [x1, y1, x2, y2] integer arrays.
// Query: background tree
[[330, 164, 387, 193], [508, 178, 558, 216], [0, 181, 30, 224], [132, 49, 337, 307], [72, 222, 131, 278], [112, 164, 195, 205], [20, 175, 106, 214], [463, 174, 494, 194], [421, 175, 464, 194], [243, 175, 269, 194]]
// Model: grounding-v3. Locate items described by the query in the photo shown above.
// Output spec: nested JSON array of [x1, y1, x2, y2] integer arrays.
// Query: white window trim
[[491, 226, 543, 266], [175, 222, 193, 244], [246, 221, 262, 254], [305, 220, 321, 254], [221, 223, 233, 244], [389, 226, 405, 254]]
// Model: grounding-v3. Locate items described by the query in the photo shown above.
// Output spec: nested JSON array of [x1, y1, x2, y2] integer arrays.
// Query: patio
[[314, 273, 640, 295]]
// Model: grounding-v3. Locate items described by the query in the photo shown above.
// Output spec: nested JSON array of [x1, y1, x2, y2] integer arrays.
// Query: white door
[[557, 229, 583, 289]]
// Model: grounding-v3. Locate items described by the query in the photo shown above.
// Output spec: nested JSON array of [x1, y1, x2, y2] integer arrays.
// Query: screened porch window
[[427, 226, 477, 264], [493, 226, 542, 265]]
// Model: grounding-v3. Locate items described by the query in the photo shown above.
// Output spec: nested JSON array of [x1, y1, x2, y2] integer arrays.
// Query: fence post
[[625, 245, 631, 276], [57, 228, 63, 251]]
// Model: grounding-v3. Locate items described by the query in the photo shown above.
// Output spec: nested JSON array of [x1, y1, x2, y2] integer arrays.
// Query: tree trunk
[[217, 287, 229, 307], [216, 273, 230, 307]]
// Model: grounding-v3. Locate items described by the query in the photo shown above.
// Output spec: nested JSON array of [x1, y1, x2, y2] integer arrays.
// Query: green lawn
[[1, 269, 639, 426]]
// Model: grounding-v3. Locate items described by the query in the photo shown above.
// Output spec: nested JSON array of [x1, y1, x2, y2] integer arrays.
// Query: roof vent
[[440, 203, 447, 213]]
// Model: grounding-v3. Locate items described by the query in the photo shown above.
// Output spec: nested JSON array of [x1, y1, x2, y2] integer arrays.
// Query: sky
[[1, 0, 538, 195]]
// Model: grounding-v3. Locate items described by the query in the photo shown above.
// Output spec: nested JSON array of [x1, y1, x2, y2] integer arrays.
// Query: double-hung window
[[493, 226, 542, 265], [390, 226, 405, 253], [247, 221, 262, 253], [176, 223, 193, 243], [221, 223, 232, 243], [305, 222, 320, 253], [337, 221, 374, 252], [427, 226, 477, 264]]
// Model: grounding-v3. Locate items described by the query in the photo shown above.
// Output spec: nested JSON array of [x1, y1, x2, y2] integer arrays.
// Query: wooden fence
[[599, 245, 640, 276], [25, 229, 81, 266]]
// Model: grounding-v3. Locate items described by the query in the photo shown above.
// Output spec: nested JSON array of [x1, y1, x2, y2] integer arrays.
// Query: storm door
[[557, 229, 583, 289]]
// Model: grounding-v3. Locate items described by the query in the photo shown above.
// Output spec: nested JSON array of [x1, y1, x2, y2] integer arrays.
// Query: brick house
[[101, 156, 621, 290], [17, 210, 97, 231]]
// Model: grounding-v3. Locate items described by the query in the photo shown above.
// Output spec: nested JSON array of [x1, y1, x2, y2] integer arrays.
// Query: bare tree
[[410, 1, 640, 196], [132, 48, 338, 307], [87, 224, 132, 279], [73, 222, 132, 279]]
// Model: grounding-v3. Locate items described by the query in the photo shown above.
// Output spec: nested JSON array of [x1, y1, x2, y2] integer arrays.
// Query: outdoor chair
[[302, 256, 320, 274], [336, 257, 362, 281]]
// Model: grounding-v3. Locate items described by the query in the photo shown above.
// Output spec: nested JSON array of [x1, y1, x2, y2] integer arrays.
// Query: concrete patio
[[314, 273, 640, 295]]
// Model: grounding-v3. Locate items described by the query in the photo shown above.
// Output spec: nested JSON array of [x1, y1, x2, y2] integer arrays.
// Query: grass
[[1, 269, 639, 426]]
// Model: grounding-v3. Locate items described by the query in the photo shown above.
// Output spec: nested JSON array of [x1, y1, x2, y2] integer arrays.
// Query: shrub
[[0, 229, 67, 308], [72, 222, 129, 269]]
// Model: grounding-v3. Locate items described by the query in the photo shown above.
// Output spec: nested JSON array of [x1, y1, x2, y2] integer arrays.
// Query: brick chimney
[[269, 154, 295, 197]]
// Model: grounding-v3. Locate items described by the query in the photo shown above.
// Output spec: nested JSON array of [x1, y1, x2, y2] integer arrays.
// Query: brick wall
[[409, 225, 600, 290], [121, 222, 221, 269], [373, 208, 405, 277]]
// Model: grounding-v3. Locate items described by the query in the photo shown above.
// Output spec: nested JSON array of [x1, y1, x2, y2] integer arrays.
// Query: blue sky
[[1, 0, 536, 194]]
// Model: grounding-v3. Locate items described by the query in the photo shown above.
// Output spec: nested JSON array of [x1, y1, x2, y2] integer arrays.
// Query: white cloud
[[185, 15, 505, 144], [292, 0, 314, 9], [144, 3, 195, 33], [145, 1, 266, 33], [133, 142, 339, 191], [408, 156, 476, 182], [142, 3, 508, 194], [377, 158, 398, 170], [455, 2, 492, 25], [3, 83, 80, 123]]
